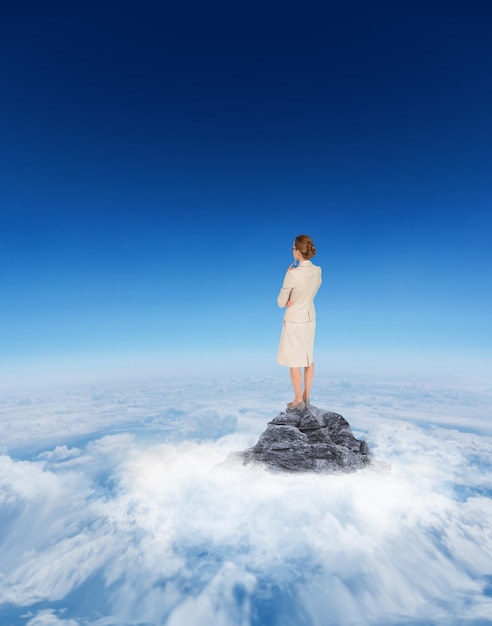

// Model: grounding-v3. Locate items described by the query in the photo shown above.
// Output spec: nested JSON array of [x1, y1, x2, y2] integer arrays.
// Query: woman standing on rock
[[277, 234, 322, 410]]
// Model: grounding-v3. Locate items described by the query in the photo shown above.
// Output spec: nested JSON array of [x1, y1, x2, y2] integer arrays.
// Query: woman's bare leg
[[303, 362, 314, 402], [289, 367, 303, 404]]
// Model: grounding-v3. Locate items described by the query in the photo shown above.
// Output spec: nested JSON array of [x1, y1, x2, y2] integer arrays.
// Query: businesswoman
[[277, 234, 322, 410]]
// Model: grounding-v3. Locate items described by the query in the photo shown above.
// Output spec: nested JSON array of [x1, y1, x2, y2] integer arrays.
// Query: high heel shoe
[[303, 396, 310, 406], [287, 400, 305, 411]]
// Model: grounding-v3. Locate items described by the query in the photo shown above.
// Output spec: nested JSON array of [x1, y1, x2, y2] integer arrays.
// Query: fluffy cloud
[[0, 376, 491, 625]]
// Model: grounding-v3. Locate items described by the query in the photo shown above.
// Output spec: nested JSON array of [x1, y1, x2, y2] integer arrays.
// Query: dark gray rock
[[236, 404, 370, 473]]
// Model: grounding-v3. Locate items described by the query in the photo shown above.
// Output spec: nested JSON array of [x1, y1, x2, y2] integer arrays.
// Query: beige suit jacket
[[277, 260, 322, 322]]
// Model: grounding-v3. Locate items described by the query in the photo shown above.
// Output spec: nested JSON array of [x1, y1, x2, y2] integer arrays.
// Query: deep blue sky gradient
[[1, 1, 491, 378]]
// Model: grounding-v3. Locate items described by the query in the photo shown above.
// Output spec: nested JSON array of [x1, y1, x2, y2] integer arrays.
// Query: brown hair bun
[[294, 234, 316, 259]]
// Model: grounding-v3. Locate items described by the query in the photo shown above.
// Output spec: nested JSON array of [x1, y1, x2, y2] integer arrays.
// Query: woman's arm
[[277, 265, 296, 308]]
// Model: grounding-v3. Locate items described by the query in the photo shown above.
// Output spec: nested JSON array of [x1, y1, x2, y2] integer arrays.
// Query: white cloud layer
[[0, 376, 491, 625]]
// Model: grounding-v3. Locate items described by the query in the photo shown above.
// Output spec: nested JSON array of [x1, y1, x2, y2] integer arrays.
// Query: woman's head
[[293, 234, 316, 259]]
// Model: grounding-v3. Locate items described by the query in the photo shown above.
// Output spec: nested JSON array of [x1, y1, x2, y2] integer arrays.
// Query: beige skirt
[[276, 320, 316, 367]]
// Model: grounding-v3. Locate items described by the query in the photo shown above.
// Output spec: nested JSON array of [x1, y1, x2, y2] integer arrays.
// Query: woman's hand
[[286, 300, 294, 307]]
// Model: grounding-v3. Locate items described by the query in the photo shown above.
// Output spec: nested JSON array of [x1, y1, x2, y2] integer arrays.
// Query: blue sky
[[1, 0, 491, 380]]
